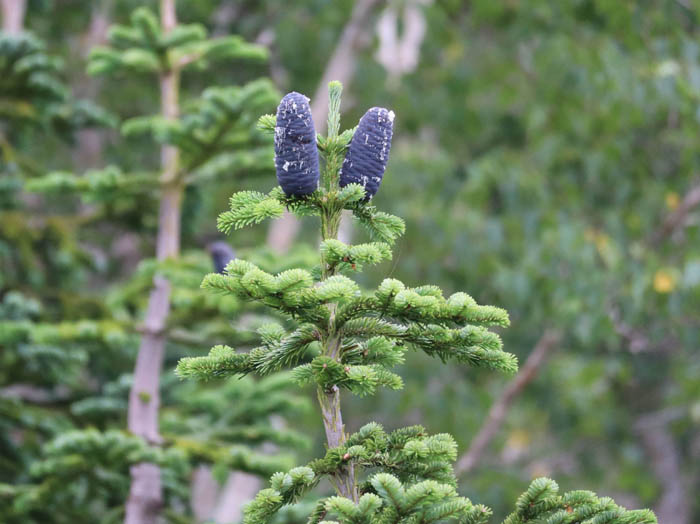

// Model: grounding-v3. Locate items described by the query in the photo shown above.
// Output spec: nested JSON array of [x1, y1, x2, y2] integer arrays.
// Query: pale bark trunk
[[73, 2, 111, 170], [213, 472, 262, 523], [266, 210, 302, 253], [375, 1, 428, 82], [1, 0, 26, 34], [318, 384, 356, 500], [191, 467, 262, 523], [636, 410, 690, 524], [191, 466, 219, 522], [125, 1, 181, 523]]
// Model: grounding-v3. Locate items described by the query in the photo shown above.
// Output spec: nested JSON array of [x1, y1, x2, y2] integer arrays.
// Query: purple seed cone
[[339, 107, 394, 200], [274, 92, 319, 196]]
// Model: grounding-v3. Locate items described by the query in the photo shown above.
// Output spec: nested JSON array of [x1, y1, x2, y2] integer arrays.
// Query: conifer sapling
[[176, 81, 656, 524]]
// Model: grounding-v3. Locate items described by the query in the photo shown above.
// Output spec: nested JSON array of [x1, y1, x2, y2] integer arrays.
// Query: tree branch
[[606, 302, 678, 354], [455, 329, 560, 476], [0, 383, 72, 404], [649, 182, 700, 246]]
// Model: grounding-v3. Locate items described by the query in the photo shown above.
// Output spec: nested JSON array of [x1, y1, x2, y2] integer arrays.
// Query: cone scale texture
[[274, 92, 320, 196], [340, 107, 394, 199]]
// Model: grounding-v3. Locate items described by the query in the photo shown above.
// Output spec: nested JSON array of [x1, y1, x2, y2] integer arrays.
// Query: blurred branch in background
[[267, 0, 383, 253], [650, 181, 700, 246], [607, 302, 678, 354], [455, 329, 561, 476], [635, 408, 689, 524], [0, 383, 71, 403]]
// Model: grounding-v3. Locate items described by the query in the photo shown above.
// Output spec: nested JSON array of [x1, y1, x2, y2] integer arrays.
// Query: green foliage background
[[1, 0, 698, 522]]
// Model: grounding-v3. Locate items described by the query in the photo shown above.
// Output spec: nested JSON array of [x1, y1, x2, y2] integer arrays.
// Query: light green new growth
[[87, 7, 266, 76], [500, 478, 656, 524]]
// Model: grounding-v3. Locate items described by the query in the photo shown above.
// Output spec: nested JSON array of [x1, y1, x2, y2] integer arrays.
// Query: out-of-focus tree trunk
[[309, 0, 382, 132], [73, 2, 112, 170], [375, 0, 430, 84], [1, 0, 26, 34], [267, 0, 382, 253], [190, 466, 262, 524], [125, 1, 182, 523], [190, 466, 219, 522], [213, 472, 261, 523], [636, 410, 690, 524], [210, 1, 239, 37]]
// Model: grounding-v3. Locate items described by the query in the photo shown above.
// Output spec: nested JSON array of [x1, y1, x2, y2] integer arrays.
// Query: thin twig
[[606, 302, 678, 354], [649, 182, 700, 246], [455, 329, 560, 476]]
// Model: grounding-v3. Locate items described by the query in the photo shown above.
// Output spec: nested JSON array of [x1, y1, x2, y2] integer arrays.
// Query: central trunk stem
[[318, 206, 357, 501]]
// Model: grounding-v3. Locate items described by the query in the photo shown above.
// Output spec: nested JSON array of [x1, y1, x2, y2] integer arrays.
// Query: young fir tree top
[[176, 82, 656, 524]]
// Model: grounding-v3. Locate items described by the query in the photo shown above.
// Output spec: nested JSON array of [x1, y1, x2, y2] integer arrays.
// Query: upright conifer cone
[[274, 92, 319, 196], [340, 107, 394, 199]]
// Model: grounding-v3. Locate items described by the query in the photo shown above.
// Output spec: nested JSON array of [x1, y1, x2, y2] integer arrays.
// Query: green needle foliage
[[0, 8, 311, 522], [179, 84, 514, 396], [29, 7, 276, 203], [0, 31, 127, 522], [0, 29, 114, 294], [0, 31, 112, 132], [87, 7, 266, 77], [176, 82, 657, 523], [1, 430, 188, 523]]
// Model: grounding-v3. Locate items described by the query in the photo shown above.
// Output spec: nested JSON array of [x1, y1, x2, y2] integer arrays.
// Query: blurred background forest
[[0, 0, 698, 523]]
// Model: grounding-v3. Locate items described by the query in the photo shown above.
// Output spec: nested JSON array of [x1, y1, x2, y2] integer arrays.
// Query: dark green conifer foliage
[[0, 30, 114, 293], [0, 32, 122, 520], [177, 82, 658, 523], [0, 10, 312, 522]]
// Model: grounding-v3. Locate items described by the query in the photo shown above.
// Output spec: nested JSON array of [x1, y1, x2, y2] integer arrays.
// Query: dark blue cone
[[274, 92, 319, 196], [207, 241, 235, 274], [339, 107, 394, 200]]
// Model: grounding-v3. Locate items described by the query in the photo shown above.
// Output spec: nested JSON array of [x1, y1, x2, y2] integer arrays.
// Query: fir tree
[[177, 82, 657, 524], [27, 4, 295, 522], [0, 6, 313, 522]]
